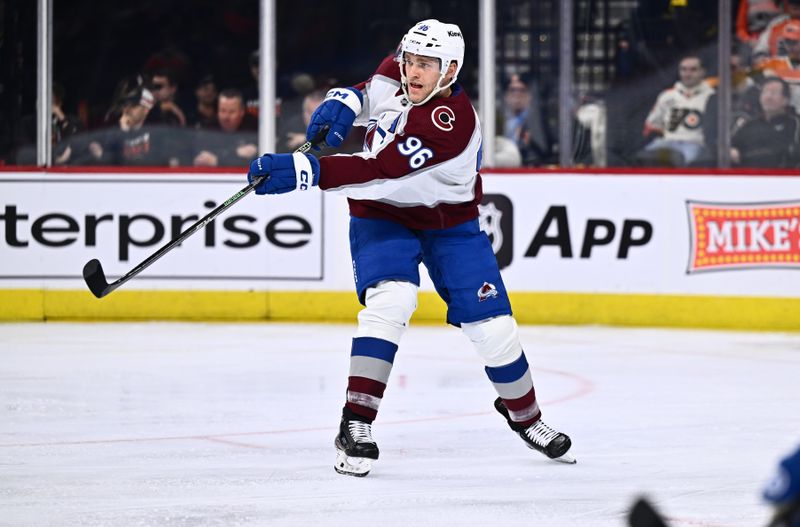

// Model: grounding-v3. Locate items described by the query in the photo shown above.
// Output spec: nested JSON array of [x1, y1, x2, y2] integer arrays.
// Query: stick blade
[[83, 259, 111, 298]]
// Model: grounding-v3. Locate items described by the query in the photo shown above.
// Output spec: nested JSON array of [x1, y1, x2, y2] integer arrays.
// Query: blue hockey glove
[[247, 153, 320, 195], [764, 446, 800, 506], [306, 87, 363, 148]]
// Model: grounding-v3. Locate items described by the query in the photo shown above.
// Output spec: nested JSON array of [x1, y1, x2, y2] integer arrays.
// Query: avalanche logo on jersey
[[432, 106, 456, 132], [365, 112, 403, 152], [477, 281, 499, 302]]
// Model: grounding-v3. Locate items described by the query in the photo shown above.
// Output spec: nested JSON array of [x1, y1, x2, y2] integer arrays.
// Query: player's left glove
[[306, 87, 363, 148], [247, 153, 320, 195]]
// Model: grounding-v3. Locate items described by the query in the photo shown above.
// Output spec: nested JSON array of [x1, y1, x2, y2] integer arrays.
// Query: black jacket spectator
[[731, 77, 800, 167], [192, 88, 257, 167], [731, 111, 800, 167]]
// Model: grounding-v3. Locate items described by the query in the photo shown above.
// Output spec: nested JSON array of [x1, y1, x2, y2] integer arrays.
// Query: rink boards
[[1, 170, 799, 330]]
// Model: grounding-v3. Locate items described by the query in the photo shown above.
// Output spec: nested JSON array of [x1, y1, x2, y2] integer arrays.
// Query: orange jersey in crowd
[[758, 56, 800, 82]]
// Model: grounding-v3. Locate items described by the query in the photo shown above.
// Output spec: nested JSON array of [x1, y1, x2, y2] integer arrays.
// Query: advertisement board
[[479, 174, 800, 298], [2, 170, 799, 327], [1, 172, 325, 287]]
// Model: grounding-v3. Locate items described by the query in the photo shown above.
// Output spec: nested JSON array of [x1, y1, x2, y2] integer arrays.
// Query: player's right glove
[[306, 87, 363, 148], [247, 152, 319, 195]]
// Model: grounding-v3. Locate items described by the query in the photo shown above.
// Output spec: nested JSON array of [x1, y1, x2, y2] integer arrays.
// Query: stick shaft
[[85, 135, 321, 297], [102, 178, 262, 295]]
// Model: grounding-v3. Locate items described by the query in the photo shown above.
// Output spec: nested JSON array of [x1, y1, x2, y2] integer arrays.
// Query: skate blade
[[334, 449, 373, 477], [553, 451, 577, 464]]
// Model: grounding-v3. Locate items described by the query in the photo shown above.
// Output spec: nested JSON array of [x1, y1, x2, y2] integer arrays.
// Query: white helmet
[[396, 19, 465, 106]]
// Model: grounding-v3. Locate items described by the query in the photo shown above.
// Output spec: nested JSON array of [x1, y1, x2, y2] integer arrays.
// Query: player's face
[[403, 52, 443, 103]]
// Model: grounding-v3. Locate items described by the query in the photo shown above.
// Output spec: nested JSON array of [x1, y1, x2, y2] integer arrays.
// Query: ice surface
[[1, 322, 798, 526]]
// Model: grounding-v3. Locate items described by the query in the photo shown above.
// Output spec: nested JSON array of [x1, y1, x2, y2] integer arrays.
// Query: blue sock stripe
[[484, 353, 529, 384], [351, 337, 399, 363]]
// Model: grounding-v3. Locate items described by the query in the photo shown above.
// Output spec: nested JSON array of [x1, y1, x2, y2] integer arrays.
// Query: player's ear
[[442, 61, 458, 85], [448, 61, 458, 76]]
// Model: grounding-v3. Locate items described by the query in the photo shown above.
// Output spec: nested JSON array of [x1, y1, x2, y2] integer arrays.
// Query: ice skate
[[494, 397, 576, 464], [334, 414, 379, 477]]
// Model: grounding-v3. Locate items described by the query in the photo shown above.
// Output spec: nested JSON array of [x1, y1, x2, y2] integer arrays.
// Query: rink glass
[[7, 1, 790, 171]]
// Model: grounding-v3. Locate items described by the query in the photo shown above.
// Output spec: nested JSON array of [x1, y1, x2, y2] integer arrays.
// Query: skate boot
[[494, 397, 576, 464], [334, 411, 379, 477]]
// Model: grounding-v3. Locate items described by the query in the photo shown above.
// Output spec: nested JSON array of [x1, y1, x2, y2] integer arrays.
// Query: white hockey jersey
[[317, 56, 484, 230]]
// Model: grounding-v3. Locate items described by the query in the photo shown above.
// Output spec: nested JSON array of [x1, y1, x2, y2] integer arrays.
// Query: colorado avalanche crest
[[431, 105, 455, 131], [477, 281, 499, 302]]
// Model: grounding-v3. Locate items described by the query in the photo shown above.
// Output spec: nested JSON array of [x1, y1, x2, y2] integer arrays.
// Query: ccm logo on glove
[[306, 87, 364, 148]]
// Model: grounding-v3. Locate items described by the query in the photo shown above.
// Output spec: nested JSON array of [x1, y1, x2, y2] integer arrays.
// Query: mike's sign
[[687, 200, 800, 273]]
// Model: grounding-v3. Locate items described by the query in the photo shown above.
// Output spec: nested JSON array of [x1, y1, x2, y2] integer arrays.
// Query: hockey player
[[246, 19, 575, 476]]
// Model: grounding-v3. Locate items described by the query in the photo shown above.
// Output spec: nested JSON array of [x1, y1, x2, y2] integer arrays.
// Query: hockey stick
[[82, 128, 328, 299]]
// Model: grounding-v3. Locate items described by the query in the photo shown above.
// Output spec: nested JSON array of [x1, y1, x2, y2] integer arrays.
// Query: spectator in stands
[[737, 0, 782, 46], [277, 72, 316, 134], [276, 87, 363, 155], [754, 0, 800, 61], [79, 82, 176, 166], [501, 73, 552, 165], [730, 53, 765, 126], [703, 51, 764, 158], [637, 55, 715, 166], [277, 89, 324, 153], [185, 74, 219, 130], [51, 83, 83, 165], [731, 77, 800, 167], [145, 68, 186, 127], [759, 20, 800, 112], [13, 82, 82, 165], [193, 88, 257, 167]]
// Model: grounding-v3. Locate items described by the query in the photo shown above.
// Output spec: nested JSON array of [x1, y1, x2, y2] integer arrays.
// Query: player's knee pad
[[461, 315, 523, 367], [355, 280, 418, 344]]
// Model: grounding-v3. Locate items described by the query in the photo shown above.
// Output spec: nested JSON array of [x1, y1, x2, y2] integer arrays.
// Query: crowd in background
[[12, 50, 354, 167], [498, 0, 800, 169], [629, 0, 800, 168], [2, 0, 800, 169]]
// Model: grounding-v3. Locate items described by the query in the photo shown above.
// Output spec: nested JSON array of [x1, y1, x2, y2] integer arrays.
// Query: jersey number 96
[[397, 137, 434, 169]]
